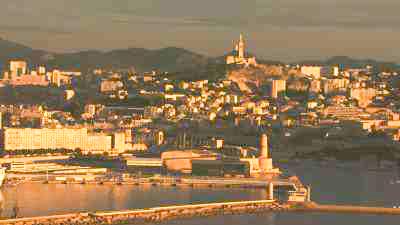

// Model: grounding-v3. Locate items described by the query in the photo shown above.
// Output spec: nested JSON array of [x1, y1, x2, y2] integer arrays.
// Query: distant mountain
[[0, 38, 48, 70], [0, 38, 398, 77], [47, 47, 213, 73], [0, 38, 213, 74], [295, 56, 399, 71]]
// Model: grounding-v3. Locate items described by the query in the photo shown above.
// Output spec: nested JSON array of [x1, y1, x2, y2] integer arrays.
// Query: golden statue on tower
[[226, 33, 257, 66]]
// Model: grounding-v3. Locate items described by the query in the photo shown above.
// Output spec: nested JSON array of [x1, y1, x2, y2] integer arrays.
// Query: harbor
[[0, 136, 398, 224], [0, 158, 397, 224]]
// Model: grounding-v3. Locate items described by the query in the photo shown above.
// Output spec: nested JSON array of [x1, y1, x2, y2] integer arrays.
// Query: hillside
[[296, 56, 399, 71], [0, 38, 214, 75], [0, 38, 398, 80]]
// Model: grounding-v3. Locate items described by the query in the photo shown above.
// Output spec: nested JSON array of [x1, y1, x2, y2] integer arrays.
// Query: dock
[[7, 175, 299, 189]]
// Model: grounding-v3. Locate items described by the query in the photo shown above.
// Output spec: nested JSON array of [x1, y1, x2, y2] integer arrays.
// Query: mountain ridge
[[0, 38, 397, 74]]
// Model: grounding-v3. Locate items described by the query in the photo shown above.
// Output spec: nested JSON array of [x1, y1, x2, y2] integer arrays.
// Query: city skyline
[[1, 0, 400, 62], [0, 1, 399, 224]]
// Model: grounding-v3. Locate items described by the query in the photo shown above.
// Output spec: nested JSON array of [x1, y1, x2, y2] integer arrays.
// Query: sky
[[1, 0, 400, 62]]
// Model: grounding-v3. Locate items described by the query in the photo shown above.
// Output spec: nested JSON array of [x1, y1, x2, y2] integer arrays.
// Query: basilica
[[226, 34, 257, 67]]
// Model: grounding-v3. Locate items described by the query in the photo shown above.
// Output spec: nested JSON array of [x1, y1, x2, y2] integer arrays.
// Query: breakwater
[[2, 200, 400, 225], [303, 202, 400, 215], [0, 200, 286, 225]]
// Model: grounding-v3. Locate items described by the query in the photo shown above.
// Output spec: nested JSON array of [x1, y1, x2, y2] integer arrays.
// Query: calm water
[[1, 159, 400, 225], [0, 185, 266, 218]]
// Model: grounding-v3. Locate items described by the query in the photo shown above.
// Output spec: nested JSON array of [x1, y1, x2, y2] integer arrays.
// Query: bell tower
[[238, 33, 245, 59]]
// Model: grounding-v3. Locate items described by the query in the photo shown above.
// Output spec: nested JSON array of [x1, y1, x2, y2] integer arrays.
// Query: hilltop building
[[226, 34, 257, 66]]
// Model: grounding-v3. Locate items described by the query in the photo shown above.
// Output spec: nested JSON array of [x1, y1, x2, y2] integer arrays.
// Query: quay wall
[[7, 176, 296, 189]]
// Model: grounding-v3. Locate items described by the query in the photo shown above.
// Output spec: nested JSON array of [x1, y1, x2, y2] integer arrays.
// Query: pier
[[6, 175, 300, 189]]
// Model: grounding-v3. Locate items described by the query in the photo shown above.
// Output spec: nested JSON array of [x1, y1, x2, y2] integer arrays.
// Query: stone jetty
[[2, 200, 400, 225], [303, 202, 400, 215], [0, 200, 287, 225]]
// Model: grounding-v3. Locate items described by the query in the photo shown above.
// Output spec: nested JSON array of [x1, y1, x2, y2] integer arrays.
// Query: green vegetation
[[3, 148, 73, 156]]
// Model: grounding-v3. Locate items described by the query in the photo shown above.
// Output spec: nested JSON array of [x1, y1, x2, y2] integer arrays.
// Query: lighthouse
[[259, 134, 273, 172]]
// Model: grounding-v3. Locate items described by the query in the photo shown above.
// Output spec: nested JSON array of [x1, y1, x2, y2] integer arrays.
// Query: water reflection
[[0, 184, 266, 218], [0, 159, 400, 224]]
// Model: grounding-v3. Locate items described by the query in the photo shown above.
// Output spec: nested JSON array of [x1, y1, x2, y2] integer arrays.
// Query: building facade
[[350, 87, 376, 108], [301, 66, 322, 79], [9, 61, 27, 78], [226, 34, 257, 66], [1, 128, 126, 154], [271, 80, 286, 98]]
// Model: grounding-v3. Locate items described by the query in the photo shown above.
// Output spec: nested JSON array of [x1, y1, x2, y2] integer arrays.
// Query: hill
[[296, 56, 399, 71], [0, 38, 215, 75], [0, 38, 398, 80]]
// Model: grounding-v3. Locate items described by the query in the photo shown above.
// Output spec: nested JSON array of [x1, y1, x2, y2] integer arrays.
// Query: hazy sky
[[1, 0, 400, 62]]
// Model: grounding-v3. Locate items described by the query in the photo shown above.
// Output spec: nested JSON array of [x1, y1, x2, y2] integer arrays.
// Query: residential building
[[1, 128, 127, 155], [301, 66, 322, 79], [271, 80, 286, 99], [350, 87, 377, 108], [9, 60, 27, 78]]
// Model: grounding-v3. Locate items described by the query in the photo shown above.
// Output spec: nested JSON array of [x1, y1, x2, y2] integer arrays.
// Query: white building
[[301, 66, 322, 79]]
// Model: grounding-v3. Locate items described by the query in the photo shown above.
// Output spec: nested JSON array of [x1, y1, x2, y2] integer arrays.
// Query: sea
[[1, 158, 400, 225]]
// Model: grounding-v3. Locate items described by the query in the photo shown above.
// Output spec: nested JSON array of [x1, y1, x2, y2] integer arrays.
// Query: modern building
[[300, 66, 322, 79], [162, 150, 218, 174], [323, 78, 350, 95], [0, 128, 127, 155]]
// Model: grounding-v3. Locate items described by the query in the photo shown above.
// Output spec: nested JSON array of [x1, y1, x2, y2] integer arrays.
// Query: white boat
[[0, 168, 6, 187]]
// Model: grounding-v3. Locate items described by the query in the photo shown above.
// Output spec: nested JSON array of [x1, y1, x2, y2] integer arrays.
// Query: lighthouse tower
[[259, 134, 273, 172], [260, 134, 269, 158]]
